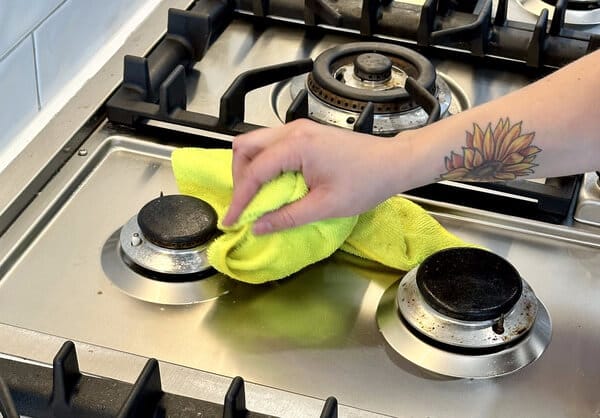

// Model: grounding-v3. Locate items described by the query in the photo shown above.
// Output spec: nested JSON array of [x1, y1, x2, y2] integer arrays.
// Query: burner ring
[[120, 215, 215, 276], [397, 266, 539, 349], [102, 229, 228, 305], [309, 42, 437, 113], [377, 278, 552, 379]]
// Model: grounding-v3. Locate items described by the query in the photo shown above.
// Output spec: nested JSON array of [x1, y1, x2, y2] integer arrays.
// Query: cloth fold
[[171, 148, 471, 284]]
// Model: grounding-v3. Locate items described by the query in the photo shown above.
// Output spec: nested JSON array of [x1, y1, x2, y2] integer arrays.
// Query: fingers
[[231, 126, 287, 187], [223, 127, 306, 226], [252, 189, 333, 234]]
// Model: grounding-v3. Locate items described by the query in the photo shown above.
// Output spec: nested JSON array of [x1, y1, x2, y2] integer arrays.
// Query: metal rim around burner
[[377, 278, 552, 379], [120, 215, 214, 276], [397, 268, 539, 349], [102, 229, 229, 305]]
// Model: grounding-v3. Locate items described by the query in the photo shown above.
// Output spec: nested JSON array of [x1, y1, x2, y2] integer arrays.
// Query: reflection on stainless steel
[[397, 268, 540, 349], [377, 279, 552, 379], [119, 215, 213, 275], [574, 172, 600, 226], [0, 130, 598, 415], [0, 10, 599, 416], [103, 229, 229, 305], [515, 0, 600, 25]]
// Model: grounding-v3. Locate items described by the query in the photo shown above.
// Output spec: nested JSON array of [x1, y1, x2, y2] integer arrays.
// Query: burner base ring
[[376, 279, 552, 379], [102, 229, 229, 305]]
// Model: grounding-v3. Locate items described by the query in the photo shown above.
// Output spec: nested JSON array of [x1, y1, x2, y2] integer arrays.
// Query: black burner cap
[[137, 195, 218, 250], [416, 248, 523, 321], [354, 53, 392, 82]]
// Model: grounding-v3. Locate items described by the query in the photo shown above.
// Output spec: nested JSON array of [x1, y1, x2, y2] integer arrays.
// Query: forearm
[[386, 49, 600, 192]]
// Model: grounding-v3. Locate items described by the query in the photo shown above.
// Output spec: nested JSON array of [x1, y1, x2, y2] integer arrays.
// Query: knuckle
[[287, 119, 313, 141]]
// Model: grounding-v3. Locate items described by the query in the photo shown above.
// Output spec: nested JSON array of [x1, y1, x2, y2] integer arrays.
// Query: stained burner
[[307, 42, 437, 114], [377, 248, 552, 378], [280, 42, 463, 135], [416, 248, 523, 322], [102, 194, 228, 305]]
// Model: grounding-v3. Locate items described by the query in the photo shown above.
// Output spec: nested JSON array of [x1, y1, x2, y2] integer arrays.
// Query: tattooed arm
[[395, 49, 600, 187], [223, 49, 600, 234]]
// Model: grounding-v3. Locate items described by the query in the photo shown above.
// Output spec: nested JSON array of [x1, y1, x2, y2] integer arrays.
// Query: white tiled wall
[[0, 0, 158, 170]]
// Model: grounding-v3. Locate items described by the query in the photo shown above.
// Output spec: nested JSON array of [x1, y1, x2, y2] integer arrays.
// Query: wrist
[[378, 129, 421, 194]]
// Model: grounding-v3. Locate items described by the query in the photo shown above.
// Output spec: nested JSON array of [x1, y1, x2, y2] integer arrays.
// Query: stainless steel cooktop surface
[[1, 5, 599, 417]]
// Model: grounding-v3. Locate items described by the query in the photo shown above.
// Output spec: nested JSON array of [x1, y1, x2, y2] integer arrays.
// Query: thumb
[[252, 190, 332, 235]]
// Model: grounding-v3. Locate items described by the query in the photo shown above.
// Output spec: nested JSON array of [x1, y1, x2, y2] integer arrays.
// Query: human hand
[[222, 119, 409, 234]]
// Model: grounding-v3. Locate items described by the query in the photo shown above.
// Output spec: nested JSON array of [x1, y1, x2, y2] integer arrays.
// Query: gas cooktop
[[0, 1, 599, 417]]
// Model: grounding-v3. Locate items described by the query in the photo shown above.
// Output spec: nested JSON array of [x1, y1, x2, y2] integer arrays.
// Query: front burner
[[120, 194, 218, 278], [137, 194, 217, 249], [102, 194, 228, 305], [416, 248, 523, 322], [377, 248, 552, 378]]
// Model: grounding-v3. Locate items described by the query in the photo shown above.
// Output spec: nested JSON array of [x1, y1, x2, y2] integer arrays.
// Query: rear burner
[[102, 194, 228, 305], [377, 248, 552, 378], [307, 42, 437, 114], [276, 42, 467, 135]]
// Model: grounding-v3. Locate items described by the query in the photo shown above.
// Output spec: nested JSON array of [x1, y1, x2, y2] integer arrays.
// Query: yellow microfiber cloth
[[171, 148, 471, 283], [172, 148, 358, 284], [340, 196, 469, 270]]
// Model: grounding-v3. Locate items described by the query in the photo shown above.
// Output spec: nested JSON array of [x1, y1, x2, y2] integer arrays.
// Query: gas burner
[[274, 42, 469, 136], [305, 42, 454, 135], [121, 194, 218, 275], [102, 194, 229, 305], [377, 248, 552, 378], [516, 0, 600, 25]]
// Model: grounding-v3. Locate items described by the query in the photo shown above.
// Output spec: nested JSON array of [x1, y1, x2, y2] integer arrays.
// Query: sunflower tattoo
[[439, 118, 542, 181]]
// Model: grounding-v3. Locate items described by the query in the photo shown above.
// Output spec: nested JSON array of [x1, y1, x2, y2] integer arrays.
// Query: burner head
[[353, 53, 392, 82], [416, 248, 523, 321], [137, 194, 218, 249], [307, 42, 436, 114]]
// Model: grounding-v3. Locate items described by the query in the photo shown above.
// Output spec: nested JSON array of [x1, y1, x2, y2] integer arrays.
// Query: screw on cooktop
[[346, 116, 356, 124], [131, 233, 142, 247]]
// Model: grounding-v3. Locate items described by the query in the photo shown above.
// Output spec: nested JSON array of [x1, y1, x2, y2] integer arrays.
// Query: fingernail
[[253, 220, 272, 235]]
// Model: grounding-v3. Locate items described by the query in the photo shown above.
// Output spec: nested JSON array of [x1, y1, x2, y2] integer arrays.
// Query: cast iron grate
[[105, 0, 589, 224], [107, 0, 600, 137], [0, 341, 340, 418]]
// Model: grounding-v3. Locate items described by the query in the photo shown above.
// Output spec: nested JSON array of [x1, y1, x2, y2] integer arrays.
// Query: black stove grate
[[0, 341, 339, 418], [105, 0, 592, 225], [106, 0, 600, 137]]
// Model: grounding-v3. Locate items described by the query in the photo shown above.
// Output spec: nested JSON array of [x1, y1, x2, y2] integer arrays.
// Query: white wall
[[0, 0, 161, 173]]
